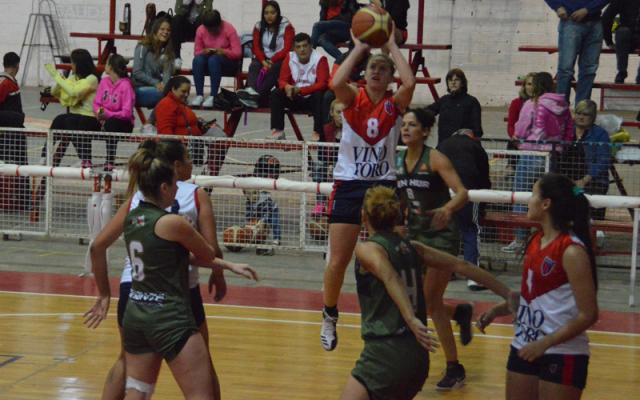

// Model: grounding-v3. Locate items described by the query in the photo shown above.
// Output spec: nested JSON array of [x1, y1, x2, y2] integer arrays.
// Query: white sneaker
[[174, 58, 183, 70], [190, 95, 204, 107], [202, 96, 214, 108], [467, 279, 486, 291], [244, 87, 258, 96], [501, 240, 524, 254], [320, 310, 338, 351]]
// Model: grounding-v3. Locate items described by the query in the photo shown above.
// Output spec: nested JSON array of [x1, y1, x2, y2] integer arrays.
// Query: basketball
[[223, 225, 246, 252], [351, 5, 393, 48], [308, 218, 328, 241]]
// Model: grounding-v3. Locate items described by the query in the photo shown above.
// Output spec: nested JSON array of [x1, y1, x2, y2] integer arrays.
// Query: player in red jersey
[[320, 23, 416, 351], [477, 173, 598, 400]]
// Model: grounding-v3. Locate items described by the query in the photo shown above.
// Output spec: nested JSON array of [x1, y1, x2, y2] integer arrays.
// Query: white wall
[[0, 0, 627, 106]]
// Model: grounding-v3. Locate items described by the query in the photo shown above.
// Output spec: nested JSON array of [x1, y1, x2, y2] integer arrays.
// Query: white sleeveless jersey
[[512, 232, 590, 355], [121, 181, 201, 288], [333, 88, 401, 181]]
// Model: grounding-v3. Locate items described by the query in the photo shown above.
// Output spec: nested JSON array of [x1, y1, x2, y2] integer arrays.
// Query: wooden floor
[[0, 291, 639, 399]]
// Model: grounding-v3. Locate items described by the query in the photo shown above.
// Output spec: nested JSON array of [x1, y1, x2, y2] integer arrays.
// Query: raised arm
[[329, 36, 368, 107], [385, 26, 416, 111]]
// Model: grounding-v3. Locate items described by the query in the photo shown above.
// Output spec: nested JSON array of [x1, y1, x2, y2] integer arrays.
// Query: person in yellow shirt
[[43, 48, 100, 167]]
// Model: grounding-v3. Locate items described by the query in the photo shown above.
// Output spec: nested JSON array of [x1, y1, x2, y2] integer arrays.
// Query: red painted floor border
[[0, 271, 638, 334]]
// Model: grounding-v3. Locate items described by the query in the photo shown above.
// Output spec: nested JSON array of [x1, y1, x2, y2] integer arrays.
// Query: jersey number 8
[[366, 118, 379, 138], [129, 241, 145, 281]]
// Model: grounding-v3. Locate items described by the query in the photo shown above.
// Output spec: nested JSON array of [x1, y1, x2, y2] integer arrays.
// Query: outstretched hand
[[83, 296, 110, 329], [229, 263, 259, 281], [409, 318, 439, 352]]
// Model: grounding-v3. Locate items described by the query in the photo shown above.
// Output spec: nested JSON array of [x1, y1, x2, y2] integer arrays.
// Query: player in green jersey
[[341, 186, 514, 400], [396, 107, 475, 390], [85, 141, 257, 399], [95, 139, 230, 400]]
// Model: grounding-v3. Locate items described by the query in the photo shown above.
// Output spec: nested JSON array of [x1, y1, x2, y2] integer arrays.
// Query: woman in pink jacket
[[190, 10, 241, 108], [502, 72, 574, 253], [93, 54, 135, 171]]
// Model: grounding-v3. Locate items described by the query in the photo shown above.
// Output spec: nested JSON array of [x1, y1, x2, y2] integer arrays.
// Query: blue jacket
[[579, 124, 610, 186], [545, 0, 610, 17]]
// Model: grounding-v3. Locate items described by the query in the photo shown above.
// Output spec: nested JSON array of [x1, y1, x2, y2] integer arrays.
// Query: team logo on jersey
[[384, 100, 394, 116], [131, 215, 145, 226], [541, 257, 556, 276]]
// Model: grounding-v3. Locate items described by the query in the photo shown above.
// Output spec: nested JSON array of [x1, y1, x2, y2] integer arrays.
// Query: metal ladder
[[19, 0, 70, 86]]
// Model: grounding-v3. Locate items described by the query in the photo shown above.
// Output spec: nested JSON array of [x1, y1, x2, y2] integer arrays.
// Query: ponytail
[[126, 139, 175, 200], [537, 173, 598, 290]]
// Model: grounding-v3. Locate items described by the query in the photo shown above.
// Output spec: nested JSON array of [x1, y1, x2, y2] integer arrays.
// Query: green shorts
[[123, 304, 198, 362], [352, 334, 430, 400], [411, 232, 460, 257]]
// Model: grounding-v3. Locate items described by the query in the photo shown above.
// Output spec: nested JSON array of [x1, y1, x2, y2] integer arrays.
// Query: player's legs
[[167, 332, 216, 400], [323, 223, 361, 308], [506, 371, 539, 400], [424, 267, 466, 390], [196, 314, 221, 399], [538, 380, 583, 400], [321, 223, 361, 351], [340, 375, 370, 400], [123, 352, 162, 400], [102, 327, 126, 400]]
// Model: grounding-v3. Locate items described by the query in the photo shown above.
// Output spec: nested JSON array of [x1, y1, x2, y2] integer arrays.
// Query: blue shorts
[[327, 180, 396, 225], [117, 282, 206, 328], [507, 345, 589, 390]]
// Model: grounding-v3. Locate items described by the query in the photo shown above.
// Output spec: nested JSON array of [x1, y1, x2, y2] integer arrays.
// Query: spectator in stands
[[44, 49, 100, 168], [545, 0, 609, 105], [0, 52, 25, 156], [311, 0, 360, 60], [507, 72, 536, 167], [0, 52, 24, 129], [602, 0, 640, 83], [93, 54, 135, 171], [503, 72, 574, 253], [171, 0, 214, 65], [190, 10, 241, 108], [132, 18, 175, 109], [312, 99, 344, 216], [427, 68, 483, 144], [371, 0, 410, 45], [237, 1, 295, 108], [438, 128, 491, 291], [0, 52, 29, 210], [155, 76, 202, 136], [573, 99, 611, 220], [270, 32, 329, 140]]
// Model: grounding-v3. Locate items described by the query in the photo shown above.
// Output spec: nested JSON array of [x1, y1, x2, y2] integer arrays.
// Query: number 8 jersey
[[333, 88, 401, 181]]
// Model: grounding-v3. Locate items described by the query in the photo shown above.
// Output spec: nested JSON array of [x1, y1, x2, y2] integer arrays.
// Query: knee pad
[[126, 376, 155, 399]]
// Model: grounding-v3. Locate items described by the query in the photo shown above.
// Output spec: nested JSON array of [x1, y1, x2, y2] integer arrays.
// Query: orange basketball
[[351, 5, 392, 48], [223, 225, 246, 252]]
